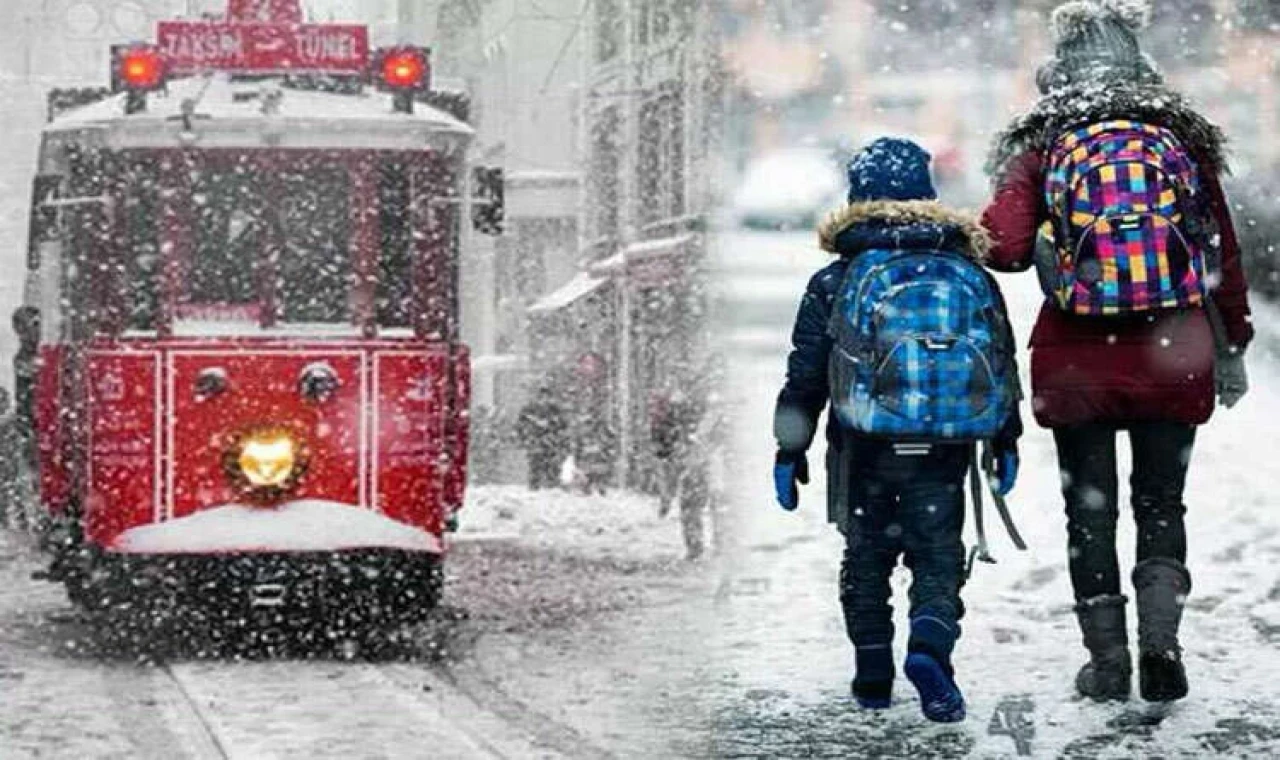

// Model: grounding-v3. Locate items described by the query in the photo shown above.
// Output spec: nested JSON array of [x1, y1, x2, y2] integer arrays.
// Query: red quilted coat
[[981, 149, 1254, 429]]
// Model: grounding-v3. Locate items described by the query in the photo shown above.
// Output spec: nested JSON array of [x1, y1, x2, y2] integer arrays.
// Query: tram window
[[277, 165, 352, 324], [122, 170, 159, 331], [377, 160, 412, 327], [191, 166, 262, 308], [28, 175, 62, 269]]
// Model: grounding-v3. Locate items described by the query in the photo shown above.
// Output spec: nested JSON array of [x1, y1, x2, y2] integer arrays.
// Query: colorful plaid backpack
[[1039, 120, 1217, 316], [827, 249, 1017, 442]]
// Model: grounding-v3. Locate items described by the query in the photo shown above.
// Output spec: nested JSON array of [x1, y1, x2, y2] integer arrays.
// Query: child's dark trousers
[[839, 436, 971, 667]]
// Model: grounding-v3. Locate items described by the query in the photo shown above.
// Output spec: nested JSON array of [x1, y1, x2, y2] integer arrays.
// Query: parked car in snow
[[730, 147, 845, 230]]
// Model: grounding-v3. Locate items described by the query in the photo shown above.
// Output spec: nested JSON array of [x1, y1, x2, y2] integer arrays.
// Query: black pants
[[839, 439, 970, 651], [528, 450, 561, 489], [1053, 422, 1195, 601]]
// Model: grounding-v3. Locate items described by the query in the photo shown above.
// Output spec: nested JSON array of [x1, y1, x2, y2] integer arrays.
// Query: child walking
[[772, 138, 1023, 722]]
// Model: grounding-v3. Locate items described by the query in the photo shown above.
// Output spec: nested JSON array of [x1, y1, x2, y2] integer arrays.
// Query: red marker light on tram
[[384, 53, 424, 88], [113, 46, 165, 92], [376, 47, 430, 91]]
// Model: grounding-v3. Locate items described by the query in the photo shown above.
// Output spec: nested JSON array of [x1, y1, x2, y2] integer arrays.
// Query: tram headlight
[[223, 427, 310, 499], [239, 434, 296, 487]]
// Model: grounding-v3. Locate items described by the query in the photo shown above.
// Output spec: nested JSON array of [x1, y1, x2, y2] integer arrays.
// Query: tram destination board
[[157, 21, 370, 75]]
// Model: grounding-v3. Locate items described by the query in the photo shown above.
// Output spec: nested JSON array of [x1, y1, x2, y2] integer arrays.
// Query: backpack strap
[[1045, 130, 1082, 256], [980, 442, 1028, 551], [965, 444, 996, 579]]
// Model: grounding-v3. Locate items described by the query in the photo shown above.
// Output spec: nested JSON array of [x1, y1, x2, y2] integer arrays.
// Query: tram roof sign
[[157, 21, 370, 76]]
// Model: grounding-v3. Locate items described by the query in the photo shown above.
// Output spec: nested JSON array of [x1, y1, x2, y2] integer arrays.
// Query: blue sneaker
[[904, 652, 966, 722]]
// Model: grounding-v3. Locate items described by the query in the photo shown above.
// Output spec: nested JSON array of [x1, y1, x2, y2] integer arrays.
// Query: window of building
[[637, 89, 685, 227], [591, 106, 622, 244], [596, 0, 622, 61], [637, 0, 679, 46]]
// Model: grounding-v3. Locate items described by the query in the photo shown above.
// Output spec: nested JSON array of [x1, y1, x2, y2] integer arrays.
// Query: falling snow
[[1, 0, 1280, 758]]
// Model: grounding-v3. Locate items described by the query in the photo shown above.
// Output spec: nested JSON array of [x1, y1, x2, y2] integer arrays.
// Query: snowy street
[[1, 227, 1279, 759], [0, 488, 716, 759], [3, 0, 1280, 756], [704, 228, 1280, 758]]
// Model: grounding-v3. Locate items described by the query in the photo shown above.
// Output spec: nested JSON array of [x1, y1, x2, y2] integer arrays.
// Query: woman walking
[[981, 0, 1253, 703]]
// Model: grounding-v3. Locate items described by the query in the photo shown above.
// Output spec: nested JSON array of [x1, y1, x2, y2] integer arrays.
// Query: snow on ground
[[457, 485, 689, 564], [2, 224, 1278, 759], [706, 228, 1280, 758], [0, 485, 706, 758]]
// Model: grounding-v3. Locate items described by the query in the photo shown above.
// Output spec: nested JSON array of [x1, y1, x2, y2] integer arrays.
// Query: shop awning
[[528, 271, 611, 315], [589, 233, 697, 276], [624, 232, 696, 262], [470, 353, 529, 372]]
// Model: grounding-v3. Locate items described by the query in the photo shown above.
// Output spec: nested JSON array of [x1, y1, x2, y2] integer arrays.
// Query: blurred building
[[720, 0, 1280, 205], [427, 0, 585, 483], [523, 0, 722, 489]]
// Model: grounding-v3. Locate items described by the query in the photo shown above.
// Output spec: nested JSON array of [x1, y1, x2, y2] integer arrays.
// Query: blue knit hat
[[845, 137, 937, 203]]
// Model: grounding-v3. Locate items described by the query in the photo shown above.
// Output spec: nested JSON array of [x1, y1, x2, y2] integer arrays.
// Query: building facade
[[541, 0, 722, 488], [721, 0, 1280, 204], [428, 0, 585, 482]]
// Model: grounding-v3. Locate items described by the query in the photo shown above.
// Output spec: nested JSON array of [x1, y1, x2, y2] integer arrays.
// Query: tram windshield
[[98, 150, 422, 338], [183, 160, 353, 329]]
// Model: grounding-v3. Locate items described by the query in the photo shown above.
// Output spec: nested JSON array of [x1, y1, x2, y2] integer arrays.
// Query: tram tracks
[[3, 534, 616, 759], [159, 664, 235, 759], [373, 661, 616, 760], [103, 657, 608, 759], [97, 663, 230, 760]]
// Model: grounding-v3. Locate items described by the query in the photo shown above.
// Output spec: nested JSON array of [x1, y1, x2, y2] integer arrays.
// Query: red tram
[[13, 1, 488, 630]]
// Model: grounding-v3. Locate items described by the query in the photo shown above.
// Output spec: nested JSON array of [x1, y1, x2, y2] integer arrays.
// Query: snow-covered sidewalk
[[456, 485, 691, 564], [706, 228, 1280, 758]]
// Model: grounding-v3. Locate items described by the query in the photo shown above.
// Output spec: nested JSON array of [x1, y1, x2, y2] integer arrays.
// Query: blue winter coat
[[772, 200, 1024, 525]]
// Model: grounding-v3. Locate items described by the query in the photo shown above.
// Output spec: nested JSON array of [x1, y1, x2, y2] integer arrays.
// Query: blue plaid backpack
[[828, 249, 1017, 442]]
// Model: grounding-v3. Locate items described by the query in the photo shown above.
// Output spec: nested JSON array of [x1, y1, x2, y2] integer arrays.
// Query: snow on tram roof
[[45, 74, 473, 149]]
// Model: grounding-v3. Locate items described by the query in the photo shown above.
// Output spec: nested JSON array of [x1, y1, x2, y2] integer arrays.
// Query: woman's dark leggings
[[1053, 422, 1195, 601]]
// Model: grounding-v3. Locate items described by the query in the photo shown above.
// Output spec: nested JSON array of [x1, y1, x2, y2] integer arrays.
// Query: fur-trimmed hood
[[987, 78, 1228, 181], [817, 200, 990, 261]]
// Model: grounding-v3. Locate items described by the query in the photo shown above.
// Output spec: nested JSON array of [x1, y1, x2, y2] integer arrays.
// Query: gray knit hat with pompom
[[1037, 0, 1161, 93]]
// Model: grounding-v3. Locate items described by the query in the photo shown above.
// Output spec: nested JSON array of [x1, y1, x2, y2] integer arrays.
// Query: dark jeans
[[839, 438, 970, 653], [528, 451, 561, 490], [1053, 422, 1195, 602]]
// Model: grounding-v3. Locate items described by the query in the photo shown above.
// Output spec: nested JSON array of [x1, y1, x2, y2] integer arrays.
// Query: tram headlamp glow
[[222, 427, 310, 499], [238, 434, 298, 488]]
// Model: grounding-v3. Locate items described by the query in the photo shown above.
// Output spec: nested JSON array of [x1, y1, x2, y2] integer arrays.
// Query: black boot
[[1133, 558, 1192, 702], [851, 644, 894, 709], [1073, 594, 1132, 702]]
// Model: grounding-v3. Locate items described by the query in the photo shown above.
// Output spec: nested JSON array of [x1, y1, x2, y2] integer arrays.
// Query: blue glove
[[993, 444, 1019, 497], [773, 452, 809, 511]]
